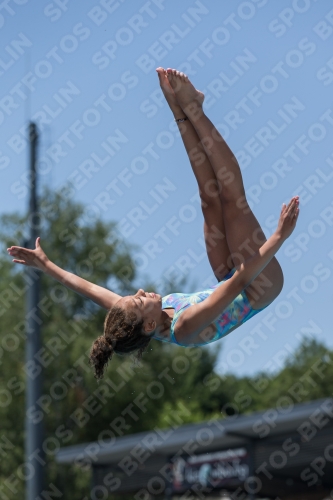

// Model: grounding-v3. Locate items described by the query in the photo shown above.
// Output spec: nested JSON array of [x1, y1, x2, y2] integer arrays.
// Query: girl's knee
[[201, 193, 223, 214], [200, 182, 223, 208], [221, 191, 249, 214]]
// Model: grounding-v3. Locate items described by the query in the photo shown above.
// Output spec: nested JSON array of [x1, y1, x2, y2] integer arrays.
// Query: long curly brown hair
[[89, 306, 151, 380]]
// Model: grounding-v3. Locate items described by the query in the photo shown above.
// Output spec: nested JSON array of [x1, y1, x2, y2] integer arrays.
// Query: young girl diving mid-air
[[7, 68, 299, 379]]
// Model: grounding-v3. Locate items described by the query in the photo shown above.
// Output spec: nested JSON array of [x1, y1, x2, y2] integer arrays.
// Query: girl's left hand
[[276, 196, 300, 241], [7, 237, 49, 271]]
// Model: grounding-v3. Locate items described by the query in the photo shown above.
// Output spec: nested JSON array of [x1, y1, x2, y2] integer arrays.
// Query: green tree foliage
[[213, 337, 333, 419], [248, 337, 333, 411]]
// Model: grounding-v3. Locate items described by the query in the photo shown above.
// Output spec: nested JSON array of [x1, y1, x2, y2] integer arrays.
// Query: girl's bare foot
[[166, 69, 204, 111], [156, 67, 180, 110]]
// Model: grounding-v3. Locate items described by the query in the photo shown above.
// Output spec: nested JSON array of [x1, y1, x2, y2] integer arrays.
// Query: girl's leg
[[167, 69, 283, 309], [157, 68, 231, 280]]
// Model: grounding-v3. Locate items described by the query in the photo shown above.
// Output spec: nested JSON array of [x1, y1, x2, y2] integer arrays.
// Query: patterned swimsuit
[[152, 269, 266, 347]]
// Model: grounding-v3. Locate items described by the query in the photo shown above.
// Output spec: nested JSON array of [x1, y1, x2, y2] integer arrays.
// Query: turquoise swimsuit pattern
[[153, 269, 266, 347]]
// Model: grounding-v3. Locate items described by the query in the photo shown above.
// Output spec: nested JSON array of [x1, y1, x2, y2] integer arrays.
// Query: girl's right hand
[[7, 237, 49, 271], [276, 196, 300, 241]]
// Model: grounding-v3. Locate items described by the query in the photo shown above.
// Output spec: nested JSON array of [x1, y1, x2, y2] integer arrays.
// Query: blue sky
[[1, 0, 333, 377]]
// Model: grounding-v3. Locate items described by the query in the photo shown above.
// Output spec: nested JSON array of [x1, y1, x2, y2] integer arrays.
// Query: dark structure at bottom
[[56, 398, 333, 499]]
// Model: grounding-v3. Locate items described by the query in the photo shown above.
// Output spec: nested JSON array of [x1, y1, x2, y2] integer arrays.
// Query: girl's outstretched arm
[[7, 237, 121, 310]]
